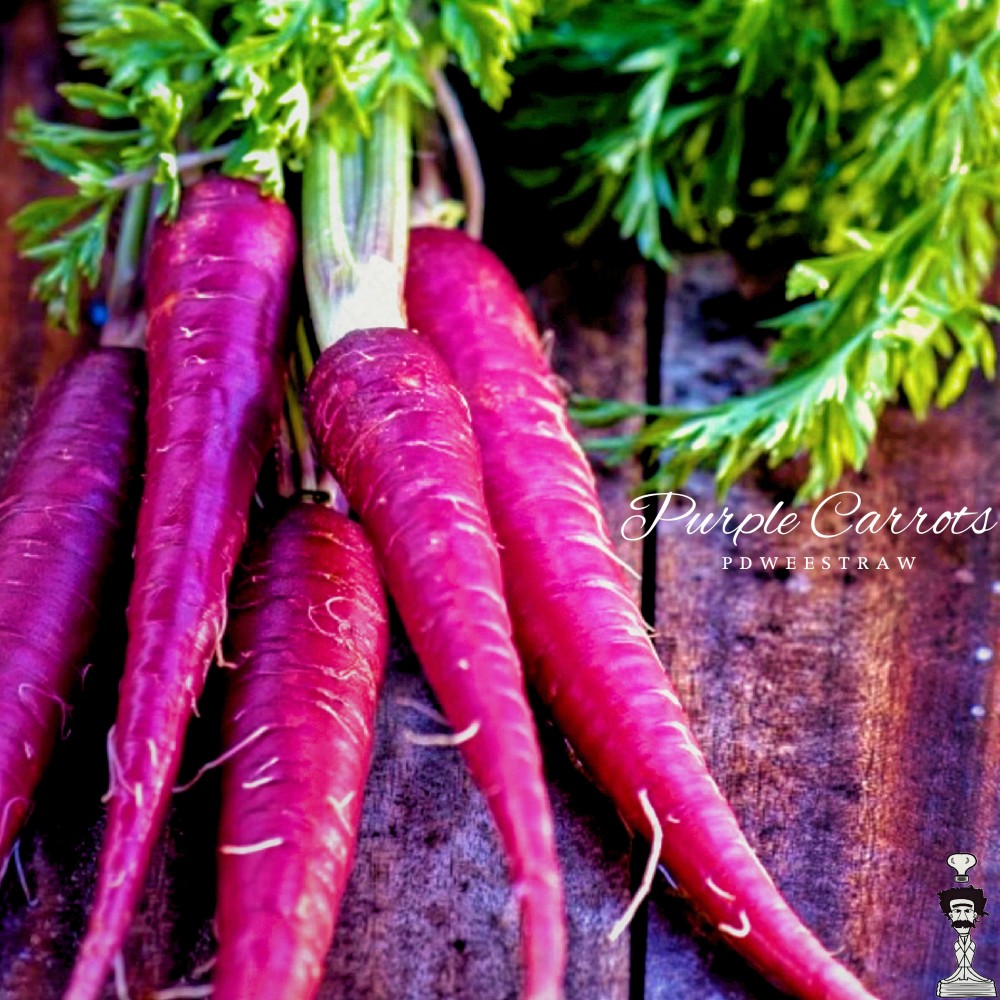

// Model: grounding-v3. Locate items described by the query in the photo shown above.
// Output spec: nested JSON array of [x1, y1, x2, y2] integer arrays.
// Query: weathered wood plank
[[0, 0, 76, 481], [645, 254, 1000, 999]]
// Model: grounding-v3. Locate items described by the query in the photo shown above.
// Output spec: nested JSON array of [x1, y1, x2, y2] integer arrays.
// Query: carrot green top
[[517, 0, 1000, 501], [12, 0, 543, 332]]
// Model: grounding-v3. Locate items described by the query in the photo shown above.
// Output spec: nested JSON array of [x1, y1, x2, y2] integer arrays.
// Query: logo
[[937, 853, 996, 997]]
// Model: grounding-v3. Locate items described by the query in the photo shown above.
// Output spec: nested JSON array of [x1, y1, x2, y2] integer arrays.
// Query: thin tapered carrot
[[305, 327, 565, 1000], [404, 225, 877, 1000], [212, 501, 389, 1000], [301, 102, 567, 999], [65, 175, 296, 1000], [0, 348, 143, 875]]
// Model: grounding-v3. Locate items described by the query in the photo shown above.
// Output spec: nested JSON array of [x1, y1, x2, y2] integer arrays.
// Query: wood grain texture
[[0, 0, 76, 482], [646, 255, 1000, 1000]]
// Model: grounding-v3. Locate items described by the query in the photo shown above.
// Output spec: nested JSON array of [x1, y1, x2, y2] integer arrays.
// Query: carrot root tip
[[12, 841, 36, 907], [217, 836, 284, 856], [102, 725, 136, 804], [394, 696, 451, 727], [718, 911, 753, 939], [113, 952, 129, 1000], [150, 986, 214, 1000]]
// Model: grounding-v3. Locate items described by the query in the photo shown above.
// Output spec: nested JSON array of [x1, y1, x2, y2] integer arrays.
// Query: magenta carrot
[[305, 331, 565, 1000], [65, 176, 296, 1000], [301, 104, 565, 1000], [212, 502, 389, 1000], [0, 348, 142, 873], [404, 225, 876, 1000]]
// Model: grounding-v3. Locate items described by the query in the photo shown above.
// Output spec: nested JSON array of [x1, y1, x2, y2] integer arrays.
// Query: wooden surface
[[646, 257, 1000, 998], [0, 2, 998, 998]]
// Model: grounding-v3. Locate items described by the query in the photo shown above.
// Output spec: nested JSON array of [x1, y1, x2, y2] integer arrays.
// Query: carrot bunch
[[0, 1, 882, 999]]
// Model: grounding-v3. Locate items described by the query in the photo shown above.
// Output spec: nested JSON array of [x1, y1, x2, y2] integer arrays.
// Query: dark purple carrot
[[65, 175, 296, 1000], [295, 96, 565, 996], [0, 348, 142, 874], [403, 225, 876, 1000], [304, 327, 565, 1000], [212, 501, 389, 1000]]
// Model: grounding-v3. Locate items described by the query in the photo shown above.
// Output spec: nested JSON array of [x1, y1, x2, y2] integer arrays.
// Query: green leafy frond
[[14, 0, 543, 329], [10, 192, 120, 333], [438, 0, 543, 108], [535, 0, 1000, 499], [573, 169, 999, 502]]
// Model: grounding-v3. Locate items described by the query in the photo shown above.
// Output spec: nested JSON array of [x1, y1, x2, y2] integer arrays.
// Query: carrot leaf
[[529, 0, 1000, 499], [14, 0, 543, 330]]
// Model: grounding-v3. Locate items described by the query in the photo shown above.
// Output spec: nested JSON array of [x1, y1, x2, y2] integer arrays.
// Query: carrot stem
[[303, 88, 411, 350], [412, 119, 466, 230], [101, 183, 151, 349], [285, 381, 318, 495], [303, 133, 357, 346], [430, 69, 484, 240], [340, 141, 365, 249], [275, 410, 296, 500], [355, 87, 410, 267], [287, 332, 349, 512], [104, 144, 237, 192], [295, 320, 316, 382]]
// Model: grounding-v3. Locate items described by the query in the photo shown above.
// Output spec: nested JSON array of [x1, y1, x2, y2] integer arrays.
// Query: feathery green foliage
[[12, 0, 541, 331], [520, 0, 1000, 500]]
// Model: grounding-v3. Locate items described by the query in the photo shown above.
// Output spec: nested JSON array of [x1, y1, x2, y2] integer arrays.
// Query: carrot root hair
[[609, 790, 662, 942]]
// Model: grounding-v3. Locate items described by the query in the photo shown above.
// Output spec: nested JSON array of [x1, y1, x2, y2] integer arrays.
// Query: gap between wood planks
[[628, 262, 667, 1000]]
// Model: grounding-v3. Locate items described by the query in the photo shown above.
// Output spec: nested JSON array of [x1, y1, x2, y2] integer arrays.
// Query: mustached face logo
[[949, 900, 981, 935]]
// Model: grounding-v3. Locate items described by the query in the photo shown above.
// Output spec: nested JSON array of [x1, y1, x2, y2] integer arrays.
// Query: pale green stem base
[[304, 88, 412, 350]]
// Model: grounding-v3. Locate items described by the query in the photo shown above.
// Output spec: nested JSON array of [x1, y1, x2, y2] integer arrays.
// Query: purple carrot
[[65, 176, 296, 1000], [404, 225, 877, 1000], [0, 348, 142, 873], [305, 327, 566, 1000], [212, 501, 389, 1000]]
